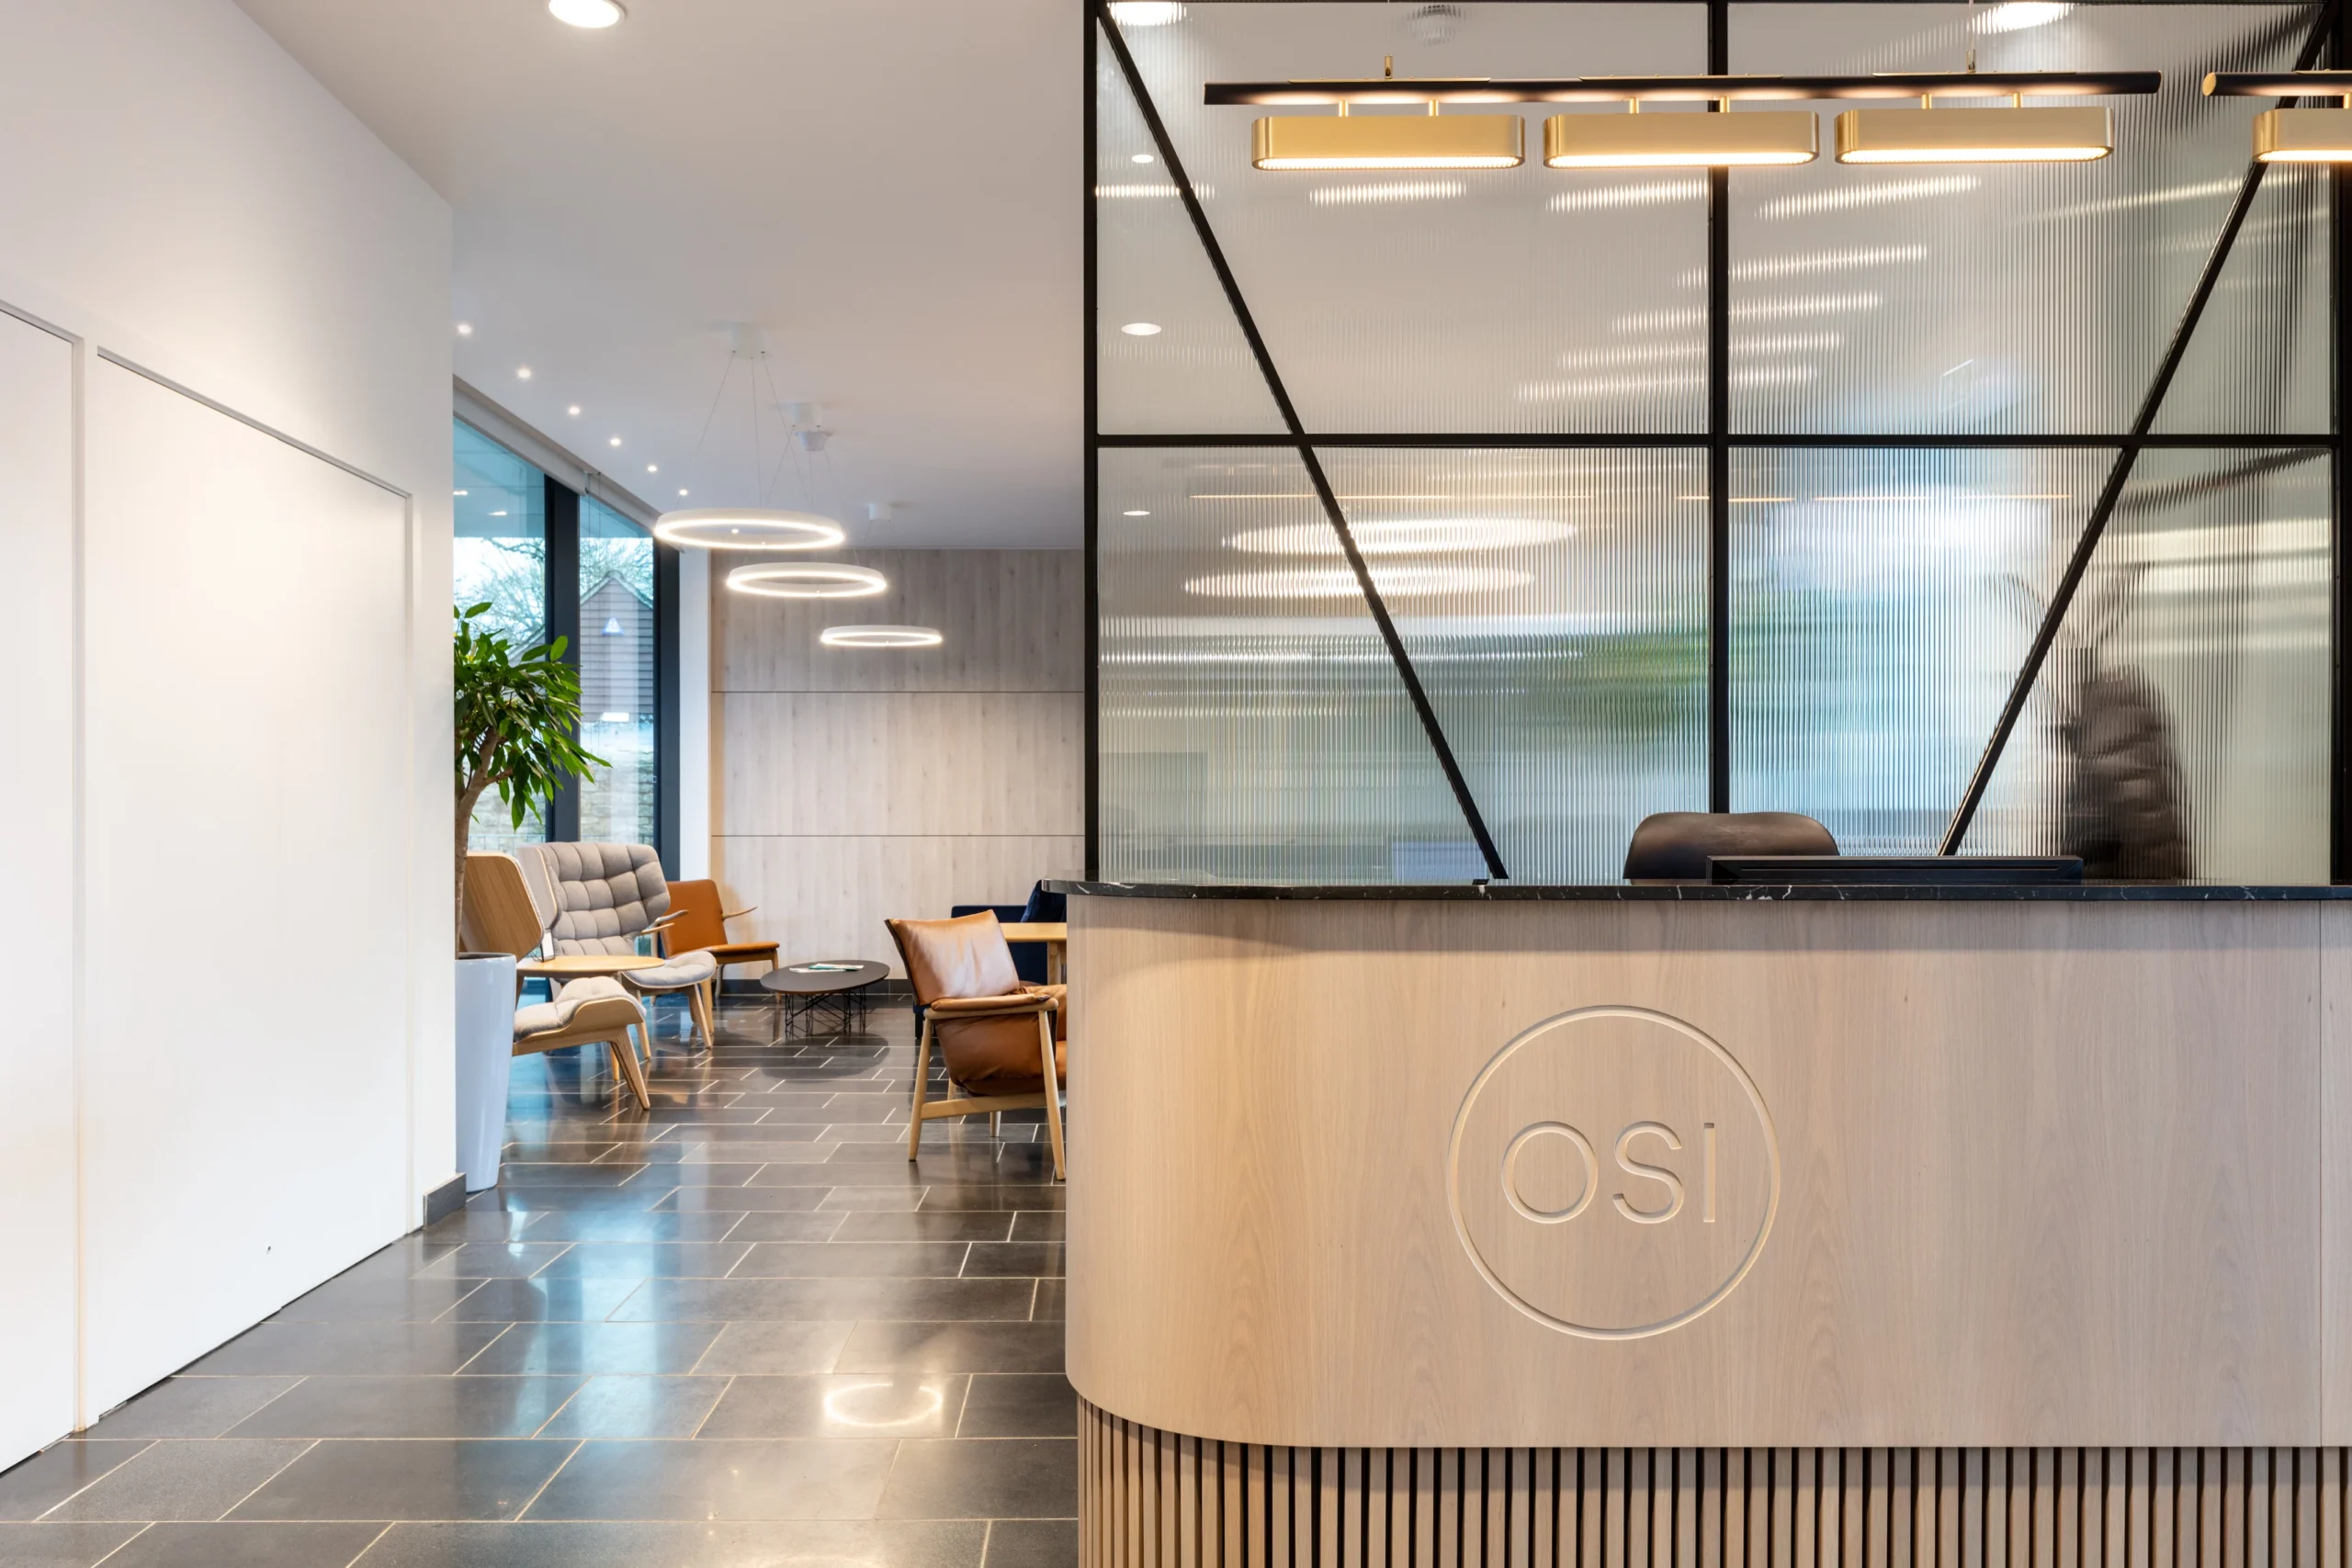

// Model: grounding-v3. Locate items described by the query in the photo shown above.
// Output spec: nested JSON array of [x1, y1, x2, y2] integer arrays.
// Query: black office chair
[[1623, 811, 1838, 881]]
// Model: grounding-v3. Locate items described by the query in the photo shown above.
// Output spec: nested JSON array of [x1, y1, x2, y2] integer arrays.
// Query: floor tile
[[352, 1518, 985, 1568], [534, 1376, 730, 1438], [85, 1377, 303, 1439], [916, 1188, 1064, 1213], [648, 1164, 770, 1188], [815, 1190, 927, 1213], [960, 1245, 1062, 1280], [653, 1189, 830, 1213], [492, 1163, 649, 1188], [42, 1438, 313, 1522], [268, 1276, 487, 1324], [732, 1243, 971, 1279], [985, 1517, 1079, 1568], [0, 1521, 145, 1565], [456, 1321, 723, 1376], [527, 1242, 753, 1278], [956, 1377, 1076, 1439], [688, 1321, 857, 1375], [835, 1213, 1013, 1244], [190, 1323, 507, 1376], [524, 1439, 897, 1521], [698, 1375, 968, 1439], [230, 1440, 576, 1522], [613, 1279, 1032, 1323], [225, 1378, 582, 1439], [514, 1211, 743, 1243], [410, 1244, 571, 1279], [720, 1213, 845, 1243], [832, 1324, 1065, 1375], [436, 1277, 640, 1322], [1006, 1213, 1065, 1244], [421, 1212, 535, 1242], [1030, 1282, 1065, 1324], [0, 1442, 153, 1520], [98, 1520, 390, 1568], [877, 1439, 1078, 1521]]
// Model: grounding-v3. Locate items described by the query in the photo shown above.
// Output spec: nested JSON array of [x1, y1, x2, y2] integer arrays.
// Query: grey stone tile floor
[[0, 997, 1077, 1568]]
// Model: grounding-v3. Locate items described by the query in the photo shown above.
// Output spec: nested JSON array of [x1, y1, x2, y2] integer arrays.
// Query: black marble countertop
[[1045, 878, 2352, 902]]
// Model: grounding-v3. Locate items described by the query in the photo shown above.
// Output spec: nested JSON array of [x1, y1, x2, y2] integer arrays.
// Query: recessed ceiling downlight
[[1121, 321, 1163, 336], [728, 562, 888, 600], [549, 0, 624, 28], [654, 509, 846, 552], [820, 625, 944, 649]]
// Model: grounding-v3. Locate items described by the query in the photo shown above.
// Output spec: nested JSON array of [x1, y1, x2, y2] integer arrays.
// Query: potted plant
[[451, 602, 605, 1188]]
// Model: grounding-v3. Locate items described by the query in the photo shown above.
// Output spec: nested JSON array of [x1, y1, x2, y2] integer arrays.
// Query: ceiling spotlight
[[820, 625, 944, 649], [1121, 322, 1163, 336], [678, 489, 690, 497], [608, 435, 622, 446], [1254, 110, 1523, 170], [1124, 509, 1151, 516], [456, 322, 473, 336], [568, 405, 582, 416], [1133, 152, 1156, 164], [1107, 2, 1185, 24], [548, 0, 624, 27], [491, 510, 509, 518], [653, 509, 846, 552], [1546, 107, 1816, 168], [516, 367, 532, 379], [647, 464, 658, 473], [453, 489, 469, 497], [1835, 104, 2110, 164], [727, 562, 889, 599]]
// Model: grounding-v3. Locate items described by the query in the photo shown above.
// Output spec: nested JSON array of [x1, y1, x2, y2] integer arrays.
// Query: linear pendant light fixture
[[1545, 104, 1816, 168], [1214, 72, 2158, 173], [1251, 57, 1521, 170], [2204, 72, 2352, 163]]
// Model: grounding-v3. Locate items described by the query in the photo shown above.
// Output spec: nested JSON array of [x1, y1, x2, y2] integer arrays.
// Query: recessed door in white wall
[[0, 310, 79, 1468], [79, 360, 412, 1417]]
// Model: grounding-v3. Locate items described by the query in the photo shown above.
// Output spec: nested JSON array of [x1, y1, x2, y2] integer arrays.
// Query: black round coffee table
[[761, 959, 891, 1037]]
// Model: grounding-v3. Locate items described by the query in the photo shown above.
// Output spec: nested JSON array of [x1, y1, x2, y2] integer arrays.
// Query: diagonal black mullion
[[1094, 4, 1510, 879], [1938, 3, 2336, 855]]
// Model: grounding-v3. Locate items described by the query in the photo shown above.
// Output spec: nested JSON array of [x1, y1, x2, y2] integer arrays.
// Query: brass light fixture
[[1834, 96, 2111, 164], [2204, 72, 2352, 163], [1251, 56, 1523, 170], [1544, 103, 1817, 168]]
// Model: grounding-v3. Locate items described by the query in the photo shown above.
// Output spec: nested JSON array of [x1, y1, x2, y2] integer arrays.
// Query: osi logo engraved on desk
[[1447, 1006, 1779, 1339]]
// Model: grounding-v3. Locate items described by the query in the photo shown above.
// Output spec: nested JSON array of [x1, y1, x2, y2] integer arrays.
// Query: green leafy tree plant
[[452, 602, 605, 933]]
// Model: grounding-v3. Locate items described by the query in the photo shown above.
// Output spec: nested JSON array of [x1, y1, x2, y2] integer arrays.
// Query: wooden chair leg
[[989, 1112, 1001, 1138], [908, 1016, 935, 1160], [608, 1032, 652, 1110], [687, 983, 715, 1049], [1037, 1010, 1067, 1181]]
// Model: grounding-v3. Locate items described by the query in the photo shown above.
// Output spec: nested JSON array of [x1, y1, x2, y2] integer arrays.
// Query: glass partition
[[579, 498, 658, 847], [1090, 1, 2336, 885]]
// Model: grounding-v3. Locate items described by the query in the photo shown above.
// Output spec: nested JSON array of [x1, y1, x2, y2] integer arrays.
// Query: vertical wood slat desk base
[[1084, 1404, 2352, 1568]]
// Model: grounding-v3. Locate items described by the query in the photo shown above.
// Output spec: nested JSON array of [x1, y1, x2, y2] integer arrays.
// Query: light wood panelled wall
[[712, 549, 1083, 974]]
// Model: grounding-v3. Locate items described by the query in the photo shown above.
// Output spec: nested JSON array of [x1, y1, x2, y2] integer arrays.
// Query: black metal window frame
[[1081, 0, 2352, 883]]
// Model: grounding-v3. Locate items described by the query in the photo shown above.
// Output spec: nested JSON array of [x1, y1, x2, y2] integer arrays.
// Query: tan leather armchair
[[885, 910, 1067, 1180]]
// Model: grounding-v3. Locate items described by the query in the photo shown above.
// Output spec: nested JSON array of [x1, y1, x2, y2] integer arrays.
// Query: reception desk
[[1056, 882, 2352, 1568]]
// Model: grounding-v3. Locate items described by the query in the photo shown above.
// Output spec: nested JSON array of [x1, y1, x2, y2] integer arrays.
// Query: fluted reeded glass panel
[[2152, 159, 2328, 434], [1959, 447, 2328, 882], [1109, 4, 1706, 434], [1729, 5, 2318, 434], [1729, 449, 2110, 852], [1098, 447, 1476, 882], [1310, 449, 1708, 881], [1096, 25, 1286, 435]]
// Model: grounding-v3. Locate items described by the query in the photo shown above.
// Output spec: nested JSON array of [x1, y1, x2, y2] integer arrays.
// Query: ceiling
[[236, 0, 1080, 547]]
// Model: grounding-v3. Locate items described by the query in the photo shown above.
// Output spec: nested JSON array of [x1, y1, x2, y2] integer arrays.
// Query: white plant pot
[[454, 953, 517, 1192]]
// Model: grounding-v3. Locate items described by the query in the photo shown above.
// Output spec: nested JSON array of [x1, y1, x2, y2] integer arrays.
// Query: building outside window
[[453, 418, 548, 853], [578, 496, 657, 846]]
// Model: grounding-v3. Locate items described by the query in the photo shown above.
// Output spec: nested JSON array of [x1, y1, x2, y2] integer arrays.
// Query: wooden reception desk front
[[1056, 884, 2352, 1568]]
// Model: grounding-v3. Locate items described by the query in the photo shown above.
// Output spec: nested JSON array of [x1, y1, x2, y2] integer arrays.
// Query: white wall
[[0, 0, 453, 1459]]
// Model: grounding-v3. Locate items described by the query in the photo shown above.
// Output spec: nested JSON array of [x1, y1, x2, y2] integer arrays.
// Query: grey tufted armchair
[[517, 842, 721, 1048]]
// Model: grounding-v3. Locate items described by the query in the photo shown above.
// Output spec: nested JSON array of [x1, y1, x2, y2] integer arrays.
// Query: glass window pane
[[579, 498, 657, 849], [1961, 447, 2328, 883], [453, 419, 548, 853], [1728, 5, 2319, 435]]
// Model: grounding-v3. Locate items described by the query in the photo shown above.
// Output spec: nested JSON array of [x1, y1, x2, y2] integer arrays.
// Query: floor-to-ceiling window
[[455, 418, 673, 863], [454, 419, 549, 853]]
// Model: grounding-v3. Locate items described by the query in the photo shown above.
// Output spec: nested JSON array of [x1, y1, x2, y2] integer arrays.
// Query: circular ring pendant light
[[652, 509, 844, 552], [727, 562, 889, 599], [820, 625, 944, 649]]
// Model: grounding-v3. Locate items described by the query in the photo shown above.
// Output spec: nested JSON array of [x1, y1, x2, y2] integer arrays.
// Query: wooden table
[[1001, 921, 1068, 985]]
